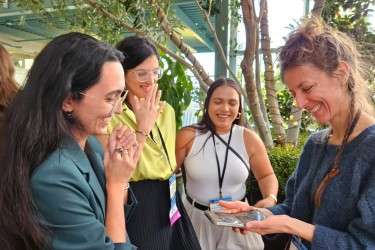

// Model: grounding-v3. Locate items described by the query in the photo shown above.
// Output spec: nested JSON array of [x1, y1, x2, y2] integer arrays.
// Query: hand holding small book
[[218, 200, 273, 235]]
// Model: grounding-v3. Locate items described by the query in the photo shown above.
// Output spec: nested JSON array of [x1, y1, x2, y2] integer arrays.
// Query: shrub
[[247, 132, 310, 204], [268, 146, 301, 198]]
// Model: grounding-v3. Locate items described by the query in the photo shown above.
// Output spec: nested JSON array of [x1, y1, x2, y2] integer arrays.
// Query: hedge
[[247, 132, 310, 204]]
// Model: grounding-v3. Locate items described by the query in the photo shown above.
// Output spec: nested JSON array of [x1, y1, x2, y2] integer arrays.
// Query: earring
[[236, 112, 241, 119], [65, 109, 73, 119]]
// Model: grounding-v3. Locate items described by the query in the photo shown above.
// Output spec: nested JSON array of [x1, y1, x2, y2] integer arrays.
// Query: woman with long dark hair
[[0, 33, 140, 249], [176, 78, 278, 249]]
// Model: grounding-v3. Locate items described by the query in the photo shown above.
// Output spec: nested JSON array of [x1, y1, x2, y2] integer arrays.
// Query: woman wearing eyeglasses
[[97, 36, 201, 249], [0, 33, 141, 249]]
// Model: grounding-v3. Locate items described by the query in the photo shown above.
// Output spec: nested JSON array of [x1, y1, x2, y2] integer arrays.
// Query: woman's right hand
[[103, 123, 141, 187]]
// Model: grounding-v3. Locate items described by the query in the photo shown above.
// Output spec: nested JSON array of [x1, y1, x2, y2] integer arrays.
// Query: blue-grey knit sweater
[[268, 125, 375, 250]]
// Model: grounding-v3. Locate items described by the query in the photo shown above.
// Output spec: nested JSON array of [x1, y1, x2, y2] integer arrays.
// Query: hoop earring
[[236, 112, 241, 119]]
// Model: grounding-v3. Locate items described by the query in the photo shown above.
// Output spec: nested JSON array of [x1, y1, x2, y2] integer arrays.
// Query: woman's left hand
[[103, 124, 141, 183], [242, 215, 293, 235], [114, 124, 138, 151], [236, 214, 314, 242]]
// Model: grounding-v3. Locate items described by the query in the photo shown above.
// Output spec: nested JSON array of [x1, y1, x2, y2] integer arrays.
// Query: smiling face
[[284, 64, 350, 125], [67, 61, 125, 140], [208, 85, 240, 134], [125, 55, 159, 100]]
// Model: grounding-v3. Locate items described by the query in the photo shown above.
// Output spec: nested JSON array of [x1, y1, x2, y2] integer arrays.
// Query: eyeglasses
[[132, 68, 163, 82], [78, 89, 128, 116]]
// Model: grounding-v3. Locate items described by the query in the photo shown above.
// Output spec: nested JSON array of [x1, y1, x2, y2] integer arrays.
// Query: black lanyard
[[212, 126, 233, 198], [150, 124, 173, 173]]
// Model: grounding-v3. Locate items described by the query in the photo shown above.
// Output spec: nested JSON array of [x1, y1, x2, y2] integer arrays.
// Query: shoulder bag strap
[[212, 131, 250, 176]]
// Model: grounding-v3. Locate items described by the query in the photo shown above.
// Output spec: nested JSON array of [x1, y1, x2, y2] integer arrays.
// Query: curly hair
[[278, 17, 374, 116]]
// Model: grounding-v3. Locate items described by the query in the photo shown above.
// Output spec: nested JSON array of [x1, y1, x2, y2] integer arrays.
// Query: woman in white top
[[176, 77, 279, 250]]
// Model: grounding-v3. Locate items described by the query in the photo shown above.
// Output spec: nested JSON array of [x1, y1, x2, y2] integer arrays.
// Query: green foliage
[[228, 0, 242, 28], [276, 88, 316, 132], [267, 131, 310, 198], [263, 72, 316, 132], [267, 145, 301, 198], [158, 49, 193, 130], [247, 132, 310, 204], [322, 0, 375, 83], [199, 0, 220, 15], [191, 84, 205, 108], [12, 0, 185, 45]]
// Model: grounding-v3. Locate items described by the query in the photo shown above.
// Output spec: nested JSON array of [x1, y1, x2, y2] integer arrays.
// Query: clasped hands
[[103, 123, 141, 188]]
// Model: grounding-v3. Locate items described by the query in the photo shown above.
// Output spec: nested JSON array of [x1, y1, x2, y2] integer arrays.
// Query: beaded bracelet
[[135, 130, 149, 137]]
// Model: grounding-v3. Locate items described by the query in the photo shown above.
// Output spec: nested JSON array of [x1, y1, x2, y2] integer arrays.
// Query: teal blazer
[[30, 136, 137, 250]]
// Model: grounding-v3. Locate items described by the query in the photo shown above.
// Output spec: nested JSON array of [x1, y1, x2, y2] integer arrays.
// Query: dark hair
[[115, 35, 159, 70], [0, 32, 124, 249], [278, 18, 374, 207], [177, 78, 243, 155], [0, 44, 19, 129], [196, 77, 243, 134]]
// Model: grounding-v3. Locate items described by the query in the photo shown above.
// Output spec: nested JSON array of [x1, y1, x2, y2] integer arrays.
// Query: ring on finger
[[115, 147, 124, 155]]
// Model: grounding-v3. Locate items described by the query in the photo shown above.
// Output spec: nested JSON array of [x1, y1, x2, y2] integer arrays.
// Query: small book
[[204, 209, 267, 227]]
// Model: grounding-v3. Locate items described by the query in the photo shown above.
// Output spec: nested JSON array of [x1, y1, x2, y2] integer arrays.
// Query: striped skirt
[[126, 179, 201, 250]]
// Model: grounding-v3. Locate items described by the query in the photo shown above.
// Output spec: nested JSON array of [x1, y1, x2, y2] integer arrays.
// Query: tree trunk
[[255, 29, 269, 128], [312, 0, 325, 17], [285, 103, 302, 145], [240, 0, 273, 148], [148, 0, 213, 87], [194, 0, 248, 101], [259, 0, 286, 144]]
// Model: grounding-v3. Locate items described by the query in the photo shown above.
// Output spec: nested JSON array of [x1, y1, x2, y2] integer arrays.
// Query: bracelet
[[265, 194, 277, 204], [135, 130, 149, 137], [124, 183, 130, 190]]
